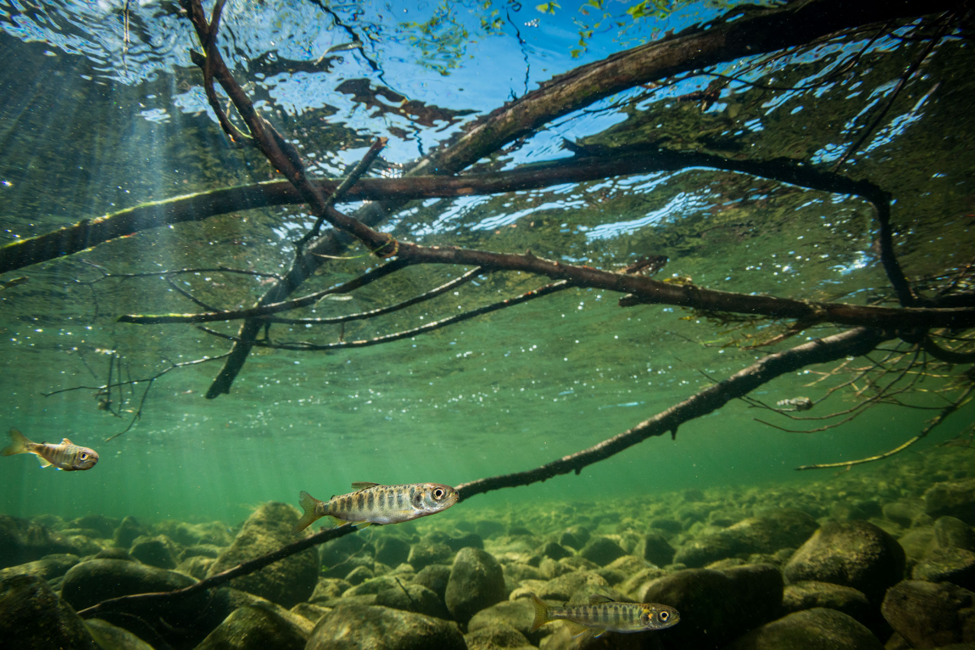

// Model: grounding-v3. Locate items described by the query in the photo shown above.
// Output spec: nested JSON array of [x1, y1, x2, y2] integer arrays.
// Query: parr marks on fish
[[1, 428, 99, 471], [293, 482, 459, 533], [529, 593, 679, 637]]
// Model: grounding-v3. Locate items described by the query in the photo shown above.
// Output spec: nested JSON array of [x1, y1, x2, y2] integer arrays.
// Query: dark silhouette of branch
[[455, 327, 888, 500], [796, 381, 975, 470], [76, 523, 358, 620]]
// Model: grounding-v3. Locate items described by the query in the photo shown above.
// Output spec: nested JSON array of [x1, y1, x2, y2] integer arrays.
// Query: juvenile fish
[[1, 428, 99, 471], [293, 482, 458, 533], [529, 593, 679, 637], [777, 397, 813, 411]]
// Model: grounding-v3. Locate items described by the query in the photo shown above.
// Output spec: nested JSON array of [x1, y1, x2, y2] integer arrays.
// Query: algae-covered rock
[[408, 541, 454, 571], [0, 553, 79, 582], [128, 534, 179, 569], [784, 520, 905, 602], [376, 580, 451, 619], [936, 517, 975, 552], [882, 579, 975, 648], [539, 541, 573, 561], [68, 515, 119, 539], [60, 559, 198, 611], [291, 601, 332, 624], [0, 574, 98, 650], [635, 532, 676, 567], [674, 508, 818, 568], [535, 570, 611, 601], [578, 536, 627, 566], [446, 546, 506, 624], [558, 526, 590, 550], [469, 598, 544, 644], [640, 563, 783, 649], [465, 622, 535, 650], [375, 535, 411, 567], [0, 514, 81, 569], [913, 547, 975, 590], [306, 603, 466, 650], [84, 618, 154, 650], [112, 516, 149, 549], [926, 480, 975, 525], [194, 604, 312, 650], [781, 580, 886, 638], [206, 502, 318, 608], [726, 607, 883, 650]]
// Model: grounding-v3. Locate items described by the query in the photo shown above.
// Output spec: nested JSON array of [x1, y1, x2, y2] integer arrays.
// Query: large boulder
[[60, 559, 198, 611], [445, 547, 506, 624], [194, 604, 313, 650], [464, 622, 535, 650], [781, 580, 886, 638], [128, 535, 179, 569], [882, 580, 975, 649], [375, 581, 451, 620], [0, 574, 98, 650], [306, 603, 466, 650], [784, 520, 905, 603], [674, 509, 817, 568], [469, 598, 546, 644], [84, 618, 155, 650], [206, 502, 318, 608], [641, 564, 783, 649], [0, 553, 79, 582], [578, 536, 627, 566], [726, 608, 883, 650]]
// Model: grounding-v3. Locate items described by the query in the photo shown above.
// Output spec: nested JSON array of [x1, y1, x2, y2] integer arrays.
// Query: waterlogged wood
[[455, 327, 888, 500]]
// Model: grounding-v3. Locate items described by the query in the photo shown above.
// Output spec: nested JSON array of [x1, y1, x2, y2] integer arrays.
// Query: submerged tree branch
[[455, 327, 889, 500]]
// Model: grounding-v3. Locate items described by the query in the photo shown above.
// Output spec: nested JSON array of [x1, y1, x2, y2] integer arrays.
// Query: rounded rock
[[445, 547, 506, 624]]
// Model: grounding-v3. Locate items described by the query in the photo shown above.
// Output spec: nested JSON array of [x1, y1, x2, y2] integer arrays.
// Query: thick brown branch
[[455, 327, 889, 500]]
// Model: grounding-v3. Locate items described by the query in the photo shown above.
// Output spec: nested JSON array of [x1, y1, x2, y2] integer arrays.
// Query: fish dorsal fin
[[589, 594, 616, 605], [61, 438, 73, 445], [351, 482, 379, 491]]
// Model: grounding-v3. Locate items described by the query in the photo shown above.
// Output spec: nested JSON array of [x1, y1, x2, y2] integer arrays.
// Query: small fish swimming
[[529, 593, 679, 638], [776, 397, 814, 411], [293, 482, 459, 533], [1, 428, 99, 471]]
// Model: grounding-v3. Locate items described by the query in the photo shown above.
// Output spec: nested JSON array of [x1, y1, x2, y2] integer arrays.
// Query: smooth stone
[[640, 564, 783, 649], [469, 598, 547, 645], [882, 580, 975, 648], [414, 564, 452, 600], [445, 546, 506, 624], [884, 500, 926, 528], [306, 603, 466, 650], [309, 577, 352, 603], [205, 502, 318, 608], [538, 623, 653, 650], [558, 526, 591, 550], [726, 607, 883, 650], [446, 532, 485, 551], [464, 622, 534, 650], [635, 531, 676, 567], [375, 581, 451, 619], [539, 541, 573, 561], [84, 618, 154, 650], [505, 562, 545, 582], [926, 480, 975, 525], [536, 570, 611, 601], [181, 543, 223, 560], [0, 553, 79, 582], [60, 559, 198, 611], [69, 515, 120, 539], [899, 527, 936, 561], [176, 555, 214, 580], [913, 547, 975, 590], [194, 604, 312, 650], [578, 536, 627, 566], [290, 602, 332, 624], [408, 542, 454, 571], [781, 580, 886, 638], [784, 520, 905, 603], [0, 574, 98, 650], [0, 514, 81, 569], [375, 536, 411, 567], [936, 517, 975, 552], [128, 534, 178, 569], [675, 509, 818, 568], [112, 516, 149, 549]]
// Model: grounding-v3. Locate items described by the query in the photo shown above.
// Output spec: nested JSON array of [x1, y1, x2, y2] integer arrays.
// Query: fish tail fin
[[529, 593, 550, 632], [1, 428, 30, 456], [293, 491, 323, 534]]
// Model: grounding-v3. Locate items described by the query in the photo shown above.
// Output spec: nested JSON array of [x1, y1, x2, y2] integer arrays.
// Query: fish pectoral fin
[[354, 521, 374, 529], [591, 629, 607, 639], [589, 594, 616, 605], [565, 622, 590, 639], [37, 456, 53, 468], [351, 482, 379, 491]]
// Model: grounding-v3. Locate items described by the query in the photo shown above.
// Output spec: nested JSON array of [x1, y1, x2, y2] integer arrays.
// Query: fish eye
[[80, 453, 89, 460], [659, 611, 669, 621], [433, 488, 445, 499]]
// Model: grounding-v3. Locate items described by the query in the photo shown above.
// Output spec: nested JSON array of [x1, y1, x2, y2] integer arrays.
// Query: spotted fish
[[293, 482, 459, 533], [529, 593, 679, 637], [1, 428, 99, 471]]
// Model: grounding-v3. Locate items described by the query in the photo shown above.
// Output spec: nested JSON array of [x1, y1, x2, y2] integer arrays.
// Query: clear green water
[[1, 0, 973, 535]]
